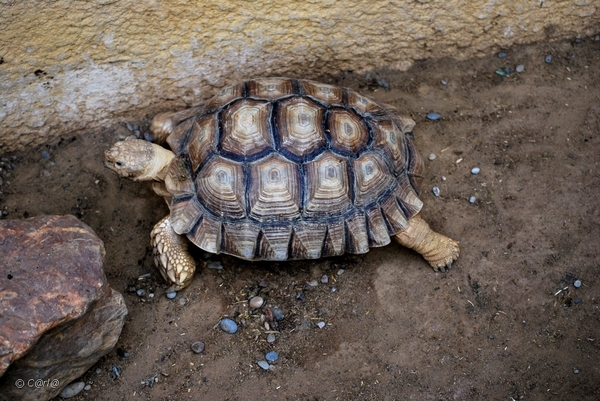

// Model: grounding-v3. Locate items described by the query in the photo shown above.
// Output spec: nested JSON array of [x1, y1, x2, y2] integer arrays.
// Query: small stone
[[426, 112, 441, 121], [504, 67, 511, 75], [497, 51, 507, 58], [220, 318, 238, 334], [178, 297, 187, 306], [317, 321, 326, 329], [471, 167, 480, 175], [376, 78, 390, 89], [516, 64, 525, 73], [574, 279, 582, 288], [249, 296, 265, 309], [148, 293, 154, 298], [126, 122, 134, 132], [117, 347, 130, 358], [545, 54, 552, 63], [143, 132, 154, 142], [271, 306, 285, 321], [95, 368, 102, 374], [136, 289, 146, 297], [84, 384, 92, 391], [265, 351, 279, 362], [428, 153, 436, 161], [59, 381, 85, 398], [257, 360, 270, 370], [432, 186, 440, 197], [469, 196, 477, 204], [207, 261, 223, 270], [267, 333, 276, 343], [41, 151, 50, 159], [440, 80, 447, 85], [574, 298, 582, 305], [336, 269, 345, 276], [495, 68, 506, 77], [307, 280, 319, 287], [320, 274, 329, 284], [166, 291, 177, 299], [573, 368, 580, 374], [191, 341, 205, 354]]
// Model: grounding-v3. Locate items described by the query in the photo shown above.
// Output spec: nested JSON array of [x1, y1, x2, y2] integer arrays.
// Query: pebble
[[59, 381, 85, 398], [207, 261, 223, 270], [336, 268, 345, 276], [271, 307, 285, 321], [574, 368, 580, 374], [117, 348, 130, 358], [469, 196, 477, 204], [95, 368, 102, 374], [257, 360, 270, 370], [220, 318, 238, 334], [376, 78, 390, 89], [307, 280, 319, 287], [426, 112, 441, 121], [432, 186, 440, 197], [143, 132, 154, 142], [267, 333, 276, 343], [545, 54, 553, 63], [574, 279, 582, 288], [191, 341, 205, 354], [136, 289, 146, 297], [317, 321, 326, 329], [84, 384, 92, 391], [126, 122, 134, 132], [428, 153, 436, 161], [495, 69, 506, 77], [166, 291, 177, 299], [249, 296, 265, 309], [265, 351, 279, 362], [574, 298, 582, 305], [516, 64, 525, 73], [178, 297, 187, 306], [497, 51, 508, 58], [41, 151, 50, 159], [320, 274, 329, 284], [471, 167, 480, 175], [440, 80, 447, 86]]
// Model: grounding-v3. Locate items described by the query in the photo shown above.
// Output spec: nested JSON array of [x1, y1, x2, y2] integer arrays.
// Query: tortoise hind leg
[[151, 216, 196, 290], [393, 214, 459, 272]]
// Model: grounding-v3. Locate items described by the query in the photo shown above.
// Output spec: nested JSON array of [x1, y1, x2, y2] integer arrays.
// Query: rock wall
[[0, 0, 598, 152]]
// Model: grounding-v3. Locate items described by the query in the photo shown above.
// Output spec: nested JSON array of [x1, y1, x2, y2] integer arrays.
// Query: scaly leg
[[150, 216, 196, 290], [393, 214, 460, 272]]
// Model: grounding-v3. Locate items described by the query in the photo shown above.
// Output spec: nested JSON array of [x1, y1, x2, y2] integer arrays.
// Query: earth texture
[[0, 36, 598, 400]]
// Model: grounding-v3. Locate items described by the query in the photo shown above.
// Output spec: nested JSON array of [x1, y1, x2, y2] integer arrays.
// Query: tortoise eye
[[115, 161, 123, 167]]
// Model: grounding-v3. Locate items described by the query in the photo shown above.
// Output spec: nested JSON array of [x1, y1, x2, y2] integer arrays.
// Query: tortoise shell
[[162, 78, 424, 260]]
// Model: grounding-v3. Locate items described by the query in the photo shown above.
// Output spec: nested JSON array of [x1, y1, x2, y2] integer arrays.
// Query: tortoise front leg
[[393, 214, 460, 272], [151, 216, 196, 290]]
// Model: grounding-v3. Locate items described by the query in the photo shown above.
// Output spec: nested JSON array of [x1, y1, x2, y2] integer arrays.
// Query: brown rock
[[0, 215, 127, 401]]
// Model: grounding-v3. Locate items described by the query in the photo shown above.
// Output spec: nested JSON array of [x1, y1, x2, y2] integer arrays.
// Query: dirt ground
[[1, 36, 599, 401]]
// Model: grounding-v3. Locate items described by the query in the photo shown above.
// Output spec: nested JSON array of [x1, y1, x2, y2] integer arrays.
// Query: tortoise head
[[104, 138, 157, 181]]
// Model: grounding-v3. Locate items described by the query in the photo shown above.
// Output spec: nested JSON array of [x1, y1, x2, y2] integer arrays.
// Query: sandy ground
[[1, 36, 599, 401]]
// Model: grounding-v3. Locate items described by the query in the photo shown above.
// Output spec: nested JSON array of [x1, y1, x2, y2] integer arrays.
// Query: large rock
[[0, 215, 127, 401]]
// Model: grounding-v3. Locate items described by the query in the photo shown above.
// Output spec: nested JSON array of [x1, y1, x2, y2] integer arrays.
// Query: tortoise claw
[[446, 261, 452, 270], [439, 265, 446, 273]]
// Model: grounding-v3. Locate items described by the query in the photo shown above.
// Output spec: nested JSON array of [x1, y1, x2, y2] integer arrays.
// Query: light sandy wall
[[1, 0, 598, 152]]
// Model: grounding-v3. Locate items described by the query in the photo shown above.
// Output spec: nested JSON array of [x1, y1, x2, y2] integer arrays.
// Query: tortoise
[[104, 78, 459, 290]]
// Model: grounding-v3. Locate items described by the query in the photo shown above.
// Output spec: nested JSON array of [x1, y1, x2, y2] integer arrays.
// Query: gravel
[[220, 318, 238, 334]]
